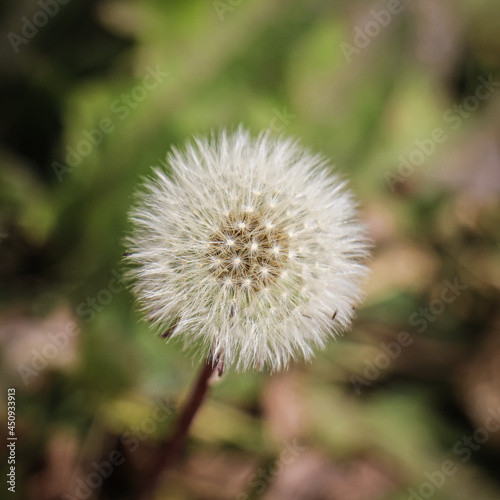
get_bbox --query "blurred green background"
[1,0,500,499]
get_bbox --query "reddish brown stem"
[138,358,216,500]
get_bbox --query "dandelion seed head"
[125,128,370,371]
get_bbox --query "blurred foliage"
[1,0,500,499]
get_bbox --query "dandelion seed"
[125,128,370,371]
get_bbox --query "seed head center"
[207,211,289,291]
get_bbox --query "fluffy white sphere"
[126,129,369,371]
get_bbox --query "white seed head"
[125,128,370,371]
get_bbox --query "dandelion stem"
[139,357,216,499]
